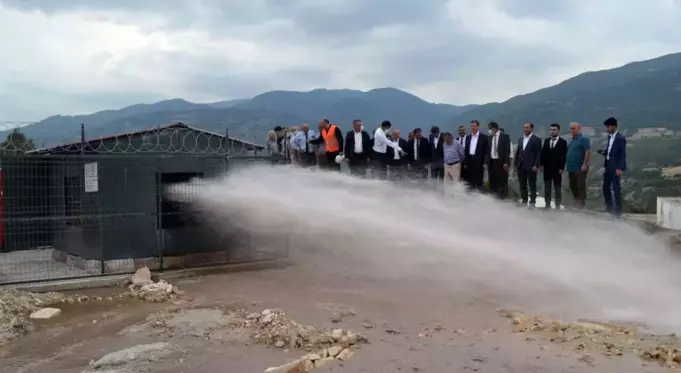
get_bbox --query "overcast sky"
[1,0,680,121]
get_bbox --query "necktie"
[305,132,309,153]
[551,138,555,149]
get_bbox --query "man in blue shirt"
[566,122,591,208]
[442,132,465,191]
[290,123,318,167]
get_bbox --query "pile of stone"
[264,345,356,373]
[125,267,183,302]
[498,309,681,369]
[233,308,367,350]
[0,288,70,346]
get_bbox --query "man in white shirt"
[463,120,489,190]
[371,120,405,180]
[513,122,543,206]
[343,119,371,177]
[388,129,408,180]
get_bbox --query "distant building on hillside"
[630,127,676,140]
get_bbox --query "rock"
[275,340,285,348]
[303,353,321,360]
[336,348,355,361]
[331,329,344,340]
[327,345,343,357]
[264,358,310,373]
[314,357,335,368]
[131,267,153,286]
[29,308,61,320]
[90,342,171,368]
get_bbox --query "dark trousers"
[517,168,538,204]
[408,161,429,182]
[299,152,317,167]
[348,154,368,177]
[464,162,484,191]
[602,167,622,215]
[568,171,587,208]
[369,152,389,180]
[324,151,341,171]
[488,159,508,198]
[543,171,562,208]
[431,165,444,181]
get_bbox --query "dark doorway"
[159,172,203,229]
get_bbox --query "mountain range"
[5,52,681,147]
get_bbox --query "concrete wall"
[656,197,681,230]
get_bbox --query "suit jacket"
[429,133,445,167]
[388,138,409,165]
[603,132,627,171]
[406,137,432,164]
[540,137,568,177]
[489,132,511,166]
[464,133,489,167]
[344,130,372,160]
[514,134,542,171]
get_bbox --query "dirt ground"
[1,262,678,373]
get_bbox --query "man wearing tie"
[343,119,372,177]
[540,123,568,209]
[463,120,489,190]
[487,122,511,198]
[429,126,445,181]
[599,117,627,216]
[406,128,432,181]
[289,123,318,167]
[514,122,542,206]
[388,129,408,180]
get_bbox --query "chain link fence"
[0,123,288,285]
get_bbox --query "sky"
[0,0,680,122]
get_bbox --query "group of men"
[282,116,627,215]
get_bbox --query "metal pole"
[224,128,229,174]
[80,123,85,154]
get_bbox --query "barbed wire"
[0,122,270,157]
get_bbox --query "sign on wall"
[84,162,99,193]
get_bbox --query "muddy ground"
[1,262,679,373]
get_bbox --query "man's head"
[523,122,534,136]
[413,128,423,139]
[319,119,330,129]
[457,125,466,137]
[352,119,363,132]
[470,120,480,135]
[408,132,414,140]
[392,129,401,140]
[488,121,500,134]
[301,123,309,133]
[549,123,560,138]
[569,122,581,137]
[381,120,392,130]
[443,132,453,144]
[430,126,440,136]
[290,125,298,133]
[604,117,618,134]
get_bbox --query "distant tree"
[0,129,35,154]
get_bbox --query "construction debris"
[264,345,359,373]
[498,309,681,369]
[124,267,183,302]
[88,342,172,369]
[29,307,62,320]
[0,288,74,346]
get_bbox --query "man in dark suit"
[456,125,467,181]
[406,128,432,181]
[463,120,489,190]
[514,122,542,206]
[598,117,627,216]
[540,123,568,209]
[429,126,445,181]
[343,119,372,177]
[388,129,409,180]
[487,121,511,198]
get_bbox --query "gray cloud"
[0,0,680,120]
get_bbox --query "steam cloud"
[168,165,681,333]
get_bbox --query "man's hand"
[343,158,349,163]
[532,166,538,172]
[581,165,588,172]
[616,169,623,176]
[483,163,488,169]
[558,169,564,174]
[503,164,509,173]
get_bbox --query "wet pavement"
[1,263,675,373]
